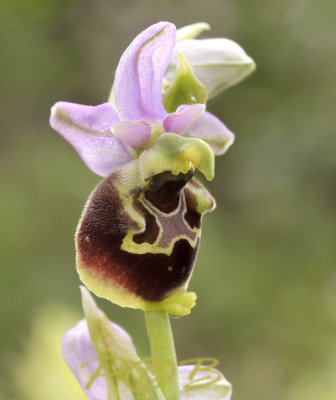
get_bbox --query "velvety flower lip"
[50,21,234,178]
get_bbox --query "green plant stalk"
[145,310,179,400]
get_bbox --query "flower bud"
[166,36,255,99]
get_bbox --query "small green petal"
[163,53,208,113]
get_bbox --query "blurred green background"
[1,0,335,399]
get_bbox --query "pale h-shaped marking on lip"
[143,191,197,249]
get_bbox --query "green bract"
[80,287,165,399]
[62,288,233,400]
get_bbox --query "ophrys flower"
[50,22,235,315]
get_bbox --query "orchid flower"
[62,287,232,400]
[50,22,235,316]
[50,21,256,400]
[50,21,234,179]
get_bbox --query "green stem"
[145,310,180,400]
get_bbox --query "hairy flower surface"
[50,22,237,315]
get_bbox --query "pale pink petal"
[183,111,235,155]
[62,319,107,400]
[113,120,152,148]
[50,102,132,176]
[114,22,176,120]
[163,104,205,134]
[62,319,135,400]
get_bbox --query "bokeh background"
[1,1,335,399]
